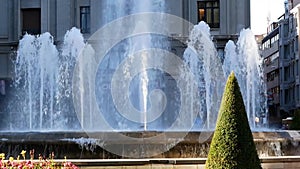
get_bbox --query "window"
[291,42,295,58]
[270,52,279,61]
[197,0,220,28]
[80,6,90,33]
[292,87,295,102]
[296,60,299,76]
[290,17,294,32]
[284,89,288,104]
[283,23,288,37]
[295,38,298,51]
[267,69,279,82]
[22,8,41,35]
[284,45,289,59]
[267,71,277,82]
[297,85,300,101]
[271,37,275,45]
[270,34,279,47]
[284,66,289,81]
[275,34,279,41]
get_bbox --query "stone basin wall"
[0,131,299,159]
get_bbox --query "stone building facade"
[0,0,250,92]
[262,3,300,127]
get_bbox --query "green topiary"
[205,72,261,169]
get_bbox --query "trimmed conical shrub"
[205,72,261,169]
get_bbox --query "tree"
[205,72,261,169]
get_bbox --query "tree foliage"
[205,72,261,169]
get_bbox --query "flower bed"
[0,150,78,169]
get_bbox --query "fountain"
[7,28,84,131]
[4,21,265,132]
[11,32,59,130]
[223,29,266,128]
[1,0,296,160]
[183,21,225,130]
[223,29,266,129]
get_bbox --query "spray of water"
[96,0,168,131]
[14,33,59,130]
[11,28,86,131]
[10,3,265,131]
[184,21,225,130]
[223,28,266,129]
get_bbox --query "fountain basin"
[0,131,300,159]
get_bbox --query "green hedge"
[205,72,261,169]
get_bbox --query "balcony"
[267,93,280,105]
[264,60,279,74]
[267,76,280,89]
[262,41,279,58]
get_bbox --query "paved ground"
[81,163,300,169]
[69,157,300,169]
[262,162,300,169]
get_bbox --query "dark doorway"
[22,8,41,35]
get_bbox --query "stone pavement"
[70,157,300,169]
[80,163,300,169]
